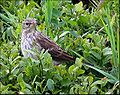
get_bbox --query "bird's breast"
[21,33,40,58]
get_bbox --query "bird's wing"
[35,32,75,62]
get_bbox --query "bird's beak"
[31,20,36,25]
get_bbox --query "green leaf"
[10,56,21,65]
[25,65,32,77]
[68,65,75,74]
[11,65,19,75]
[0,13,11,22]
[102,47,112,55]
[20,81,26,90]
[54,74,63,81]
[69,86,75,94]
[90,86,98,94]
[25,83,32,90]
[53,90,62,94]
[87,76,94,85]
[0,5,17,19]
[61,79,71,86]
[22,88,32,94]
[68,20,77,26]
[69,31,78,38]
[43,51,52,65]
[45,0,53,34]
[52,8,61,17]
[91,80,104,87]
[46,79,54,91]
[76,69,85,75]
[75,58,83,68]
[59,31,70,38]
[39,79,46,92]
[75,1,83,12]
[17,73,23,83]
[32,75,37,86]
[90,51,101,60]
[84,64,118,84]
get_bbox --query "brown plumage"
[21,18,75,63]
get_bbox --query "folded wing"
[35,32,75,62]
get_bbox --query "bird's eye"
[26,23,29,25]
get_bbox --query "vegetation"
[0,0,119,94]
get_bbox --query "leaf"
[68,65,75,74]
[32,75,38,86]
[90,86,98,94]
[91,47,101,51]
[43,68,50,72]
[68,20,77,26]
[43,51,52,65]
[76,69,85,75]
[35,82,40,87]
[69,31,78,38]
[75,1,83,12]
[90,51,101,60]
[0,83,9,92]
[0,5,17,19]
[87,76,94,85]
[10,56,21,65]
[102,47,112,55]
[14,24,22,38]
[25,83,32,90]
[75,58,83,68]
[84,64,118,84]
[91,80,104,87]
[73,67,79,72]
[39,79,45,92]
[46,79,54,91]
[53,90,62,94]
[25,65,33,77]
[17,73,23,83]
[0,13,11,22]
[61,79,71,86]
[45,0,53,32]
[54,74,63,81]
[52,8,61,17]
[20,81,26,90]
[11,64,19,75]
[69,86,74,94]
[59,31,70,38]
[22,88,32,94]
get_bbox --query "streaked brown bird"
[21,18,75,64]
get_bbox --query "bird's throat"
[22,28,35,37]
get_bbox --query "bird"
[21,18,75,64]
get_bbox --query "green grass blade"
[83,64,118,84]
[45,0,53,35]
[117,28,119,65]
[72,50,118,84]
[100,16,117,66]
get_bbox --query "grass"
[0,0,119,94]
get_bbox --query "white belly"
[21,35,34,58]
[21,33,43,59]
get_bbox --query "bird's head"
[22,18,37,33]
